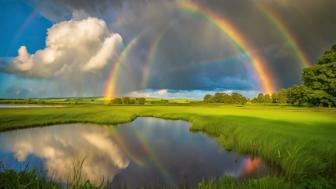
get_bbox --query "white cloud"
[128,89,261,99]
[9,17,123,77]
[0,124,129,184]
[83,34,123,71]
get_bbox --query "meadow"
[0,103,335,188]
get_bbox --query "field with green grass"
[0,104,335,188]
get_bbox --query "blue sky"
[0,0,52,98]
[0,0,51,57]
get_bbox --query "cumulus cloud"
[1,17,125,97]
[8,17,123,77]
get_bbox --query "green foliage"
[135,97,146,105]
[268,43,336,107]
[0,169,60,189]
[318,44,336,65]
[198,176,291,189]
[121,97,131,104]
[111,98,122,104]
[203,92,247,104]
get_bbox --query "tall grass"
[0,104,335,188]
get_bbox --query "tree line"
[253,44,336,107]
[110,97,146,105]
[203,92,248,104]
[204,43,336,107]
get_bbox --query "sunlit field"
[0,103,335,188]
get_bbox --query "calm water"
[0,117,270,188]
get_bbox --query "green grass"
[0,104,336,188]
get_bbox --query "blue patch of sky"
[0,0,52,57]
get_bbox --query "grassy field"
[0,104,335,188]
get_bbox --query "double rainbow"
[103,1,312,99]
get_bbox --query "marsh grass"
[0,104,335,188]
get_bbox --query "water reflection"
[0,125,129,184]
[0,117,270,188]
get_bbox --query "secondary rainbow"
[259,4,311,67]
[103,34,142,100]
[178,1,275,94]
[141,27,168,89]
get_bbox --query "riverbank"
[0,104,335,188]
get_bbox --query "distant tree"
[222,93,233,103]
[271,93,279,103]
[213,93,224,103]
[122,97,130,104]
[278,89,289,103]
[136,98,146,105]
[161,99,169,104]
[203,92,247,104]
[252,93,265,103]
[231,92,247,104]
[204,94,213,102]
[264,94,272,103]
[112,98,122,104]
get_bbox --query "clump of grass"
[67,157,104,189]
[0,168,60,189]
[198,176,291,189]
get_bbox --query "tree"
[275,44,336,107]
[122,97,130,104]
[252,93,265,103]
[213,93,224,103]
[136,98,146,105]
[317,44,336,65]
[203,92,247,104]
[112,98,122,104]
[204,94,213,102]
[231,92,247,104]
[278,89,289,103]
[301,44,336,106]
[286,85,310,106]
[264,94,272,103]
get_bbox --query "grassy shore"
[0,104,336,188]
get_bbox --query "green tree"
[112,98,122,104]
[203,94,213,102]
[317,44,336,65]
[122,97,130,104]
[213,93,224,103]
[278,89,289,103]
[136,98,146,105]
[264,94,272,103]
[287,85,310,106]
[253,93,265,103]
[231,92,247,104]
[301,44,336,106]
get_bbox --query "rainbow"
[103,34,143,100]
[131,127,173,183]
[108,127,145,166]
[178,1,275,94]
[259,4,311,67]
[141,27,168,89]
